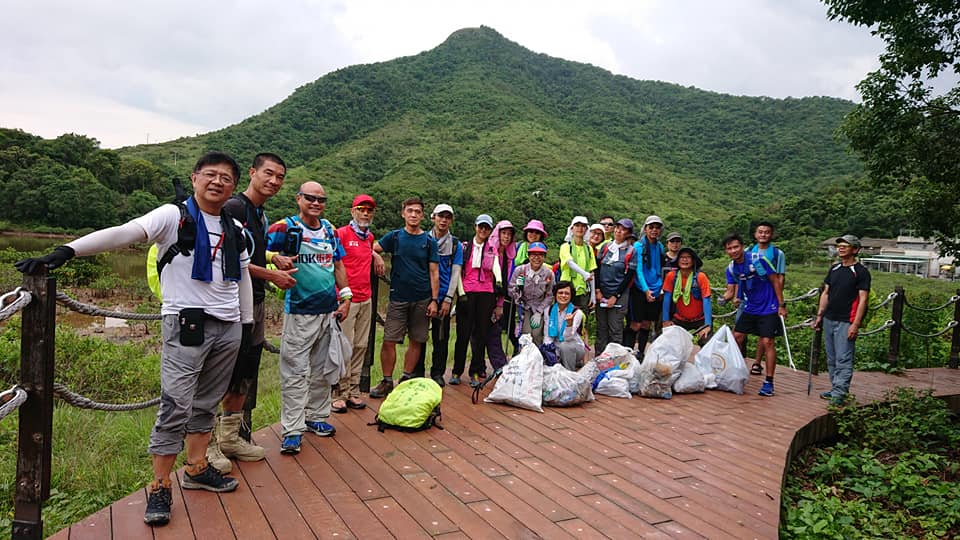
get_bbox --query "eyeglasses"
[647,224,663,229]
[601,222,615,227]
[299,193,327,203]
[197,170,235,184]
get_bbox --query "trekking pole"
[779,315,797,371]
[806,329,816,395]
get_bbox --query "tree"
[823,0,960,255]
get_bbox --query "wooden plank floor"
[50,366,960,539]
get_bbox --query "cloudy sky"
[1,0,888,148]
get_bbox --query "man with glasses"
[16,152,254,526]
[266,182,351,454]
[599,215,617,242]
[369,197,440,398]
[624,215,665,355]
[332,195,385,413]
[413,203,463,386]
[207,153,295,472]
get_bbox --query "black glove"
[14,246,75,275]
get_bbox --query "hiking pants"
[279,312,335,437]
[150,315,240,456]
[336,298,372,401]
[415,313,452,379]
[596,302,628,356]
[453,292,496,377]
[824,318,855,398]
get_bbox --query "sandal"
[331,400,348,414]
[750,363,763,375]
[345,398,366,410]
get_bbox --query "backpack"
[598,243,635,271]
[146,178,251,299]
[370,378,444,432]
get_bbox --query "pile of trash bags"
[484,326,751,412]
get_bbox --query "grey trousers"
[595,302,628,356]
[150,315,240,456]
[280,312,335,437]
[824,318,855,398]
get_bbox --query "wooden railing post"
[360,267,380,393]
[888,285,905,368]
[12,270,56,540]
[949,289,960,369]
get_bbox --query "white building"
[822,234,955,279]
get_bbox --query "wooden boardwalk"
[50,366,960,539]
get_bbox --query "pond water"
[0,234,148,280]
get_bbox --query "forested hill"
[4,27,908,255]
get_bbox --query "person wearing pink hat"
[486,220,519,369]
[508,241,553,345]
[514,219,548,266]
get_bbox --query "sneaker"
[469,374,481,388]
[369,379,394,399]
[830,394,847,407]
[182,463,238,493]
[448,375,461,386]
[758,381,775,397]
[143,480,172,526]
[281,434,302,455]
[432,375,446,388]
[305,421,336,437]
[819,391,833,400]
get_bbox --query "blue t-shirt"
[379,229,439,302]
[726,257,779,316]
[431,231,463,300]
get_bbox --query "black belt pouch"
[179,308,206,346]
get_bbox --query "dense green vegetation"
[782,388,960,539]
[2,27,919,258]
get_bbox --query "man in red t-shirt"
[333,194,384,412]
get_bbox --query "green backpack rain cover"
[372,378,443,432]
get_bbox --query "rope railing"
[0,287,32,323]
[900,320,959,339]
[785,288,820,302]
[53,383,159,411]
[858,319,897,337]
[785,317,814,331]
[0,385,28,421]
[870,291,898,310]
[903,294,960,313]
[55,292,162,320]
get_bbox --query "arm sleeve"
[67,220,148,256]
[565,258,591,281]
[703,295,713,326]
[444,264,461,300]
[239,266,253,324]
[661,292,672,321]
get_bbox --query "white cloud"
[0,0,893,148]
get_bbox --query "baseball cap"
[475,214,494,227]
[643,215,663,227]
[616,218,635,232]
[352,194,376,208]
[835,234,862,248]
[527,242,547,254]
[432,203,454,217]
[666,232,682,242]
[588,223,605,234]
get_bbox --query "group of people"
[13,150,871,528]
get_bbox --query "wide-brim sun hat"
[523,219,548,239]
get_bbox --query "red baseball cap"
[352,194,376,208]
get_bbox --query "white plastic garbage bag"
[637,326,692,398]
[593,342,635,371]
[672,360,706,394]
[695,325,748,394]
[594,369,632,399]
[542,362,595,407]
[485,334,544,412]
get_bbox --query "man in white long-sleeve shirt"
[15,152,253,528]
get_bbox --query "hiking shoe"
[182,463,238,493]
[206,428,232,473]
[218,414,265,462]
[469,374,481,388]
[830,394,847,407]
[819,391,833,400]
[369,379,394,399]
[448,375,461,385]
[758,381,775,397]
[281,435,302,455]
[432,375,446,388]
[398,373,412,383]
[305,421,336,437]
[144,479,172,526]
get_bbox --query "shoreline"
[1,230,75,239]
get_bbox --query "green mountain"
[5,27,908,255]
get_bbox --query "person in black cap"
[661,247,712,344]
[813,235,871,405]
[663,232,683,276]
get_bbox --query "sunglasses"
[601,222,615,227]
[299,193,327,203]
[353,205,375,212]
